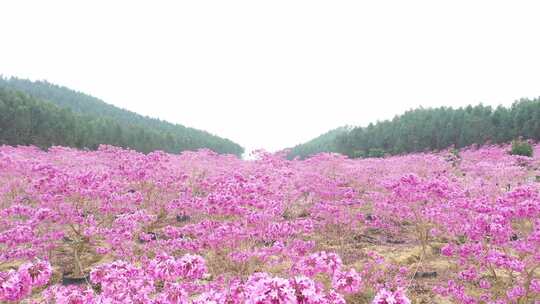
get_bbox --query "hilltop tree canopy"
[288,100,540,159]
[0,77,244,155]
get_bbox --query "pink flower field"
[1,144,539,303]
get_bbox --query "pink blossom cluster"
[372,288,411,304]
[147,253,208,281]
[0,260,52,302]
[42,260,351,303]
[293,251,343,277]
[291,251,362,295]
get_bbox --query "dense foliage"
[511,140,534,157]
[1,143,539,303]
[289,101,540,159]
[0,77,244,156]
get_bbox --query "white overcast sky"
[1,1,540,153]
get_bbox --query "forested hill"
[0,77,244,155]
[288,100,540,159]
[286,127,349,159]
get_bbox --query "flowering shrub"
[0,143,539,303]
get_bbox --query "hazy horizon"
[2,1,540,153]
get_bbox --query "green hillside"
[0,77,243,155]
[289,101,540,159]
[286,127,349,159]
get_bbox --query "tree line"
[288,100,540,159]
[0,77,244,155]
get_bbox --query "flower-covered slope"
[0,144,539,303]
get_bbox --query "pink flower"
[44,285,96,304]
[0,260,51,302]
[245,274,297,304]
[19,259,52,287]
[458,266,478,282]
[0,269,32,302]
[289,276,327,303]
[192,290,226,304]
[155,282,189,304]
[479,279,491,289]
[149,253,182,281]
[293,251,343,277]
[332,268,362,294]
[440,244,455,257]
[372,288,411,304]
[325,290,346,304]
[530,279,540,294]
[506,285,525,301]
[177,254,207,280]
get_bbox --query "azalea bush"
[0,143,539,303]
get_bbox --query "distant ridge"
[0,77,244,155]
